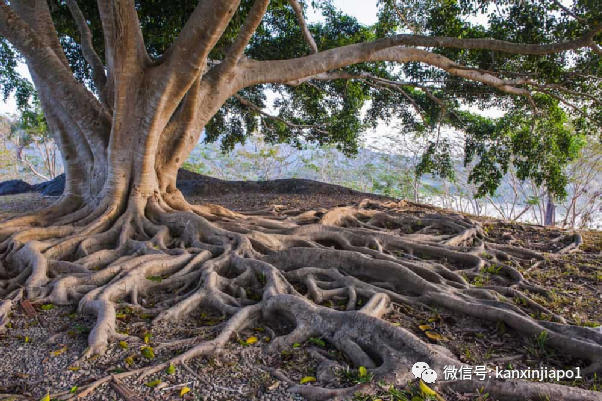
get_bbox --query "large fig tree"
[0,0,601,399]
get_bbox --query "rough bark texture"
[0,1,601,400]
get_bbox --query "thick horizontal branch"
[244,47,531,96]
[239,23,601,88]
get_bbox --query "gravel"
[0,305,309,400]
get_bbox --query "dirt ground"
[0,191,600,401]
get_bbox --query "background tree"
[10,96,61,180]
[0,114,18,180]
[0,1,601,399]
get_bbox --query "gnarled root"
[1,196,600,400]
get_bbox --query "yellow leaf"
[420,379,438,396]
[245,336,258,345]
[300,376,316,384]
[39,394,50,401]
[425,331,446,341]
[358,366,367,377]
[419,324,432,331]
[119,341,128,349]
[24,336,30,344]
[124,356,134,365]
[51,347,67,356]
[143,332,151,344]
[180,386,191,396]
[67,366,80,371]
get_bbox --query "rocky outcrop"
[1,170,363,198]
[0,179,33,196]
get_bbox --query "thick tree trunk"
[1,2,601,400]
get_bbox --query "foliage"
[180,131,601,228]
[1,99,60,180]
[0,0,600,198]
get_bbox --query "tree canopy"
[2,4,602,399]
[1,0,600,198]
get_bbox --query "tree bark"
[0,2,601,400]
[544,192,557,226]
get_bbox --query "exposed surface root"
[0,196,600,400]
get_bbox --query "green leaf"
[141,346,155,359]
[309,337,325,347]
[69,385,79,394]
[40,304,54,311]
[145,379,162,387]
[166,363,176,375]
[358,366,367,377]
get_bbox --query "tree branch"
[220,0,270,75]
[234,94,330,134]
[392,2,420,34]
[66,0,108,108]
[0,0,111,146]
[240,23,601,88]
[550,0,587,22]
[16,146,49,181]
[243,47,532,97]
[159,0,241,101]
[288,0,318,53]
[95,0,149,80]
[11,0,71,70]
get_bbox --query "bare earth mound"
[0,177,600,401]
